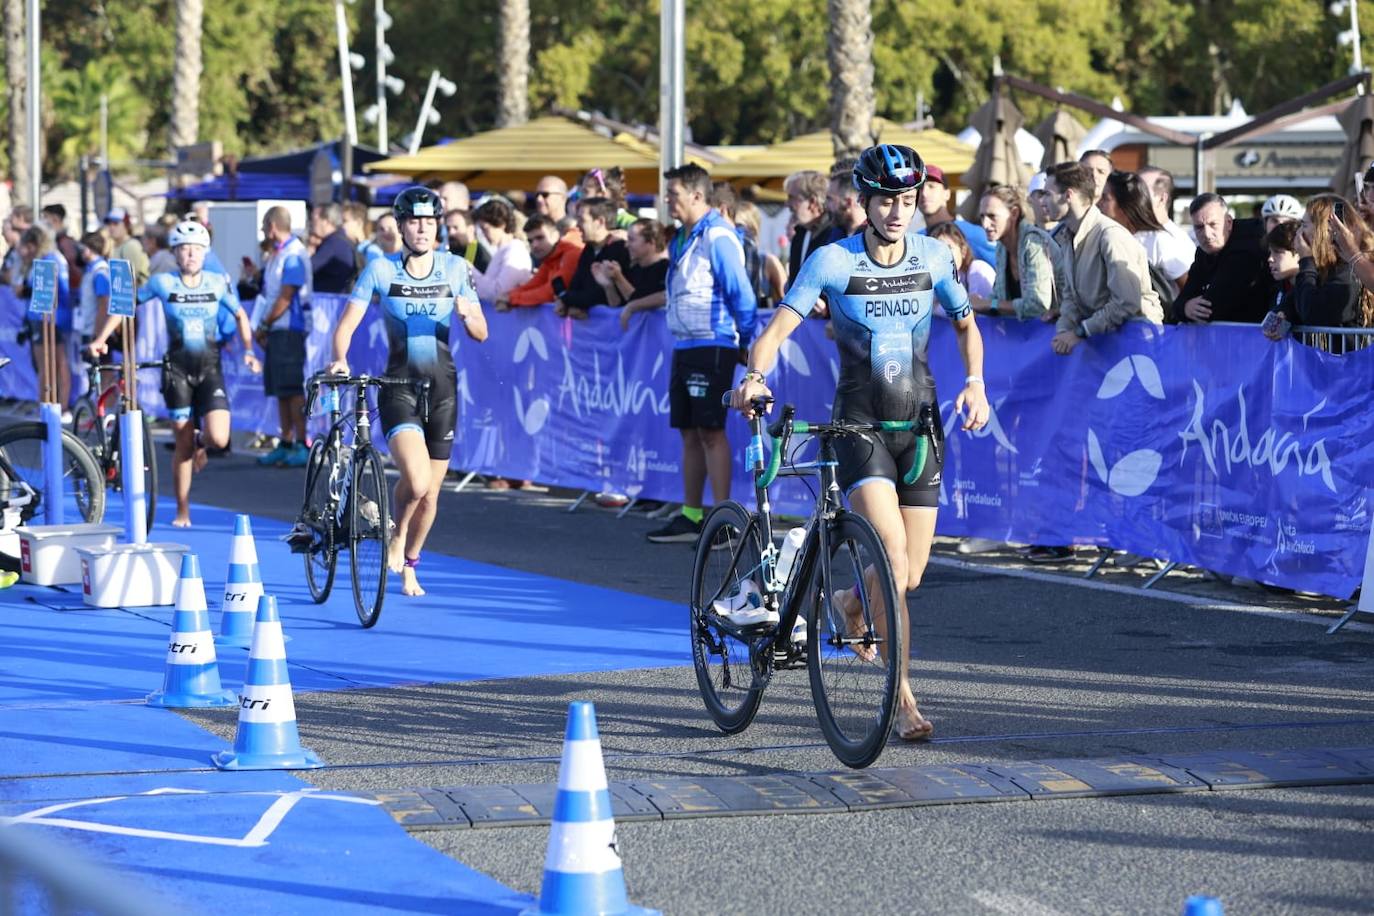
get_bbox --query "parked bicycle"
[291,372,429,628]
[0,358,105,526]
[70,356,164,532]
[689,395,939,769]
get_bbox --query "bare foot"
[400,567,425,596]
[832,586,878,662]
[895,695,934,741]
[386,535,406,573]
[172,514,192,528]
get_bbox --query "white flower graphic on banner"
[1088,355,1165,497]
[779,338,812,377]
[512,326,551,435]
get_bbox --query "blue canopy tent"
[168,141,409,204]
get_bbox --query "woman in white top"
[927,221,996,299]
[471,198,532,303]
[1099,170,1192,302]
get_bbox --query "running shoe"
[1025,545,1074,564]
[282,522,316,554]
[257,443,291,467]
[646,514,703,544]
[283,442,310,468]
[711,579,778,626]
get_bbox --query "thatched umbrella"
[958,93,1033,219]
[1332,94,1374,201]
[1033,108,1089,172]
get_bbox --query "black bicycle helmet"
[853,144,926,195]
[393,185,444,222]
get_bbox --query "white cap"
[1027,172,1048,194]
[1261,194,1303,221]
[169,220,211,249]
[104,206,128,223]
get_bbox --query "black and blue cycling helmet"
[393,185,444,222]
[853,144,926,195]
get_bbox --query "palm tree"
[49,60,148,179]
[170,0,203,149]
[826,0,874,160]
[496,0,529,128]
[3,0,28,203]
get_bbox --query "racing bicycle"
[0,358,105,526]
[70,356,164,532]
[689,395,940,768]
[294,372,429,628]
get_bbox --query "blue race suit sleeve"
[779,244,840,319]
[347,259,382,310]
[932,244,972,320]
[135,275,164,305]
[710,231,757,344]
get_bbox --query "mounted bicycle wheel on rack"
[807,510,901,769]
[69,399,107,469]
[301,433,340,603]
[0,422,105,524]
[689,500,766,734]
[349,445,390,628]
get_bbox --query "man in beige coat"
[1044,161,1163,355]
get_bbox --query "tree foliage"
[6,0,1370,181]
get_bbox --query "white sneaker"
[711,579,778,626]
[957,537,1001,555]
[790,615,807,644]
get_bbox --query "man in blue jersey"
[732,145,990,742]
[253,206,313,468]
[91,220,260,527]
[646,163,757,544]
[327,186,489,598]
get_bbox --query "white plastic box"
[17,524,123,586]
[77,542,189,608]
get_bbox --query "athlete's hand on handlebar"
[87,339,108,358]
[326,359,349,376]
[731,376,772,419]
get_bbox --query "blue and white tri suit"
[780,231,971,506]
[137,271,244,421]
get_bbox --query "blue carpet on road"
[0,498,684,913]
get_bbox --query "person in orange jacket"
[497,215,584,310]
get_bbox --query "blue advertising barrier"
[4,282,1371,598]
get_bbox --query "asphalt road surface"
[111,426,1374,913]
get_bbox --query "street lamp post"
[334,0,359,146]
[26,0,40,215]
[658,0,685,218]
[407,70,456,155]
[373,0,404,150]
[1333,0,1365,93]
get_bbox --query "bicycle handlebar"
[305,372,431,423]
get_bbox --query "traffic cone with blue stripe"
[212,594,323,770]
[522,702,658,916]
[218,514,264,648]
[147,553,236,708]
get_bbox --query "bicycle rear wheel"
[349,445,390,628]
[109,413,158,533]
[808,510,901,769]
[300,435,339,604]
[0,422,105,524]
[70,399,107,473]
[689,500,766,734]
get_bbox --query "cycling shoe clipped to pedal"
[712,579,778,627]
[282,522,317,555]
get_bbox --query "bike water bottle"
[745,433,765,473]
[320,385,340,416]
[775,526,807,588]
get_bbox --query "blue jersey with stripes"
[347,251,476,380]
[138,270,242,367]
[780,231,970,420]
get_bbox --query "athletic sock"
[681,505,704,524]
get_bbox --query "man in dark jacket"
[1172,193,1276,324]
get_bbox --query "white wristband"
[965,375,985,385]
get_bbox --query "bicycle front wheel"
[689,500,765,734]
[0,422,105,524]
[349,446,390,628]
[70,398,107,470]
[301,435,339,603]
[109,413,158,533]
[807,510,902,769]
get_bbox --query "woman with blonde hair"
[970,184,1058,319]
[1267,193,1374,335]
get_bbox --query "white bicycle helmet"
[1260,194,1303,221]
[169,219,211,249]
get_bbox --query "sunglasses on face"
[534,191,563,199]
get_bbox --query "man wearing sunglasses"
[533,176,571,227]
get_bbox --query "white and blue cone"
[218,514,264,648]
[212,594,323,770]
[523,702,658,916]
[147,553,236,708]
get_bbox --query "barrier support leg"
[616,497,638,519]
[566,491,590,514]
[1141,561,1179,590]
[120,408,148,544]
[40,402,64,526]
[1327,605,1365,635]
[1083,547,1111,580]
[451,471,479,493]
